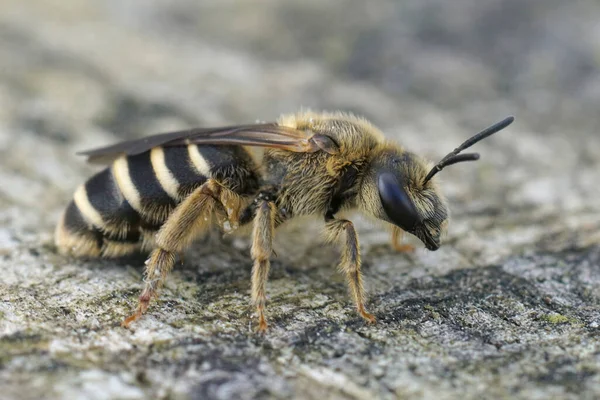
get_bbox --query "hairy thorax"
[264,111,386,219]
[263,150,336,217]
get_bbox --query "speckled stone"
[1,1,600,399]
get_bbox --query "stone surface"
[1,1,600,399]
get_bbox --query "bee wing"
[77,123,335,164]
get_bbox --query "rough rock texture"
[1,1,600,399]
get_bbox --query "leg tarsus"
[257,304,269,333]
[325,219,375,325]
[122,248,176,327]
[393,243,415,253]
[358,304,376,324]
[391,227,415,253]
[121,289,151,328]
[121,308,142,328]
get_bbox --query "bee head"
[361,116,514,251]
[361,150,448,250]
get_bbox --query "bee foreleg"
[251,200,276,333]
[391,226,415,253]
[122,179,225,328]
[324,219,376,324]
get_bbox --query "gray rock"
[1,1,599,399]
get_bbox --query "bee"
[55,111,514,331]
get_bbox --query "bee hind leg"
[324,219,376,324]
[122,248,176,327]
[122,179,230,328]
[391,226,415,253]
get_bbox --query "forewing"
[77,123,326,164]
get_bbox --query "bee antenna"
[423,116,514,184]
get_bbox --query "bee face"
[363,149,449,250]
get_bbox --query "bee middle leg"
[122,179,234,328]
[391,226,415,253]
[250,200,277,332]
[324,219,376,324]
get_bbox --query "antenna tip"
[490,116,515,133]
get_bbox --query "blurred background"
[0,0,599,265]
[1,0,600,223]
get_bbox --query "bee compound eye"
[377,172,420,232]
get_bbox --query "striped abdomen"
[55,145,259,258]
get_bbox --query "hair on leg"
[122,179,233,327]
[251,200,276,332]
[324,219,376,324]
[122,248,177,327]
